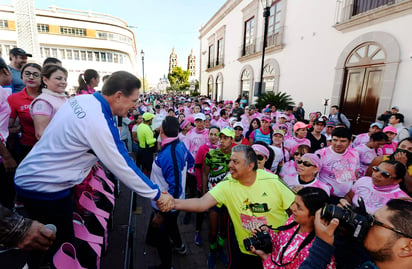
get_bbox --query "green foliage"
[168,66,190,91]
[138,76,149,92]
[255,92,295,110]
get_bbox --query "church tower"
[168,48,177,73]
[187,49,196,77]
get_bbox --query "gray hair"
[232,145,258,171]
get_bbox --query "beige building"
[0,3,139,93]
[199,0,412,133]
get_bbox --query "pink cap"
[293,122,311,133]
[186,116,195,124]
[180,119,191,129]
[301,153,322,169]
[383,126,397,134]
[261,116,271,122]
[252,144,270,158]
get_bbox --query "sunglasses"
[297,160,315,167]
[256,155,265,161]
[294,152,303,156]
[372,166,394,179]
[234,127,243,131]
[372,216,412,239]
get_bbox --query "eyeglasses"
[294,152,303,157]
[234,127,243,131]
[372,216,412,239]
[256,155,265,161]
[372,166,394,179]
[23,71,40,78]
[297,160,315,167]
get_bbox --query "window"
[241,68,252,99]
[40,47,44,58]
[352,0,394,16]
[114,54,119,63]
[59,49,66,59]
[0,20,8,29]
[81,51,86,61]
[87,51,93,61]
[52,48,58,58]
[67,50,73,60]
[74,50,80,60]
[94,51,100,62]
[268,1,282,37]
[208,44,215,68]
[107,52,113,62]
[216,39,223,66]
[60,26,86,37]
[243,17,255,56]
[97,31,108,39]
[263,64,275,92]
[101,52,106,62]
[37,24,49,33]
[44,48,51,57]
[119,54,123,64]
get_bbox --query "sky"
[0,0,226,85]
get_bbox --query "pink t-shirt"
[377,141,398,156]
[31,93,67,119]
[0,87,10,144]
[351,176,409,214]
[352,133,369,148]
[194,143,218,190]
[354,144,377,177]
[279,160,297,184]
[263,216,335,269]
[184,128,209,174]
[316,146,360,197]
[284,175,331,196]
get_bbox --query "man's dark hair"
[232,145,258,171]
[370,132,388,142]
[386,199,412,239]
[102,71,141,97]
[392,113,404,123]
[43,57,62,66]
[331,126,352,141]
[162,116,179,137]
[331,105,339,110]
[220,109,227,117]
[102,74,110,82]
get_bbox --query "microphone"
[44,224,57,234]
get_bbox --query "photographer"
[299,198,412,269]
[249,187,335,269]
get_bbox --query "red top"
[7,88,37,146]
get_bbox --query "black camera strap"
[270,224,315,267]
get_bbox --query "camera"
[321,198,373,242]
[243,230,273,254]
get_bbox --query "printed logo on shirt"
[262,192,268,197]
[19,104,30,111]
[242,198,270,215]
[68,98,86,119]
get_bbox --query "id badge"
[240,213,267,231]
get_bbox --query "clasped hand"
[156,191,174,212]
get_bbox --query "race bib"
[240,213,267,231]
[335,170,356,183]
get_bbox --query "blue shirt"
[9,66,25,93]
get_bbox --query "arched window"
[346,42,386,67]
[241,69,251,99]
[263,63,275,93]
[207,76,214,98]
[215,73,223,101]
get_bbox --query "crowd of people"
[1,47,412,269]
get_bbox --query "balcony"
[334,0,412,31]
[238,30,284,61]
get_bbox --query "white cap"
[233,122,244,129]
[194,113,206,121]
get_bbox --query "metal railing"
[239,30,283,58]
[334,0,407,24]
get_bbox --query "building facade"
[0,4,138,94]
[199,0,412,133]
[168,48,178,74]
[187,49,196,77]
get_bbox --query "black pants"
[228,221,263,269]
[150,210,183,269]
[22,194,74,268]
[0,163,15,209]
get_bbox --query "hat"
[9,48,32,57]
[278,113,288,119]
[233,122,244,130]
[301,153,322,169]
[293,122,311,133]
[273,129,285,136]
[186,116,195,124]
[194,113,206,121]
[229,117,237,125]
[142,112,155,121]
[180,119,191,130]
[219,127,235,138]
[383,126,397,134]
[391,106,399,111]
[326,121,336,127]
[314,118,326,125]
[261,116,271,122]
[264,108,271,113]
[370,122,383,129]
[213,112,220,117]
[252,144,270,158]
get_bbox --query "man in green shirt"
[137,112,156,175]
[162,145,295,269]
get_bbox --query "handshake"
[156,191,175,212]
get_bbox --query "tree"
[256,91,295,110]
[168,66,190,92]
[139,76,149,92]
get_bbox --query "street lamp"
[258,0,272,96]
[140,49,145,92]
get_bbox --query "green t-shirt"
[205,148,231,190]
[137,123,156,148]
[209,169,295,255]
